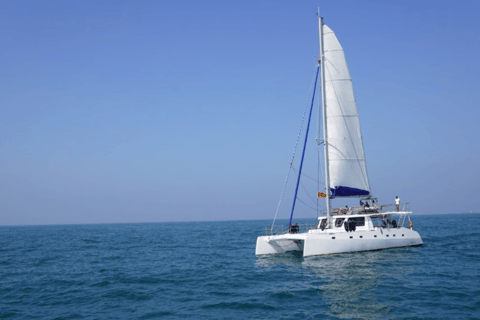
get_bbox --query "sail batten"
[323,24,370,197]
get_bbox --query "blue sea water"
[1,214,479,320]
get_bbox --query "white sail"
[323,24,370,197]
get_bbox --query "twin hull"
[256,227,423,257]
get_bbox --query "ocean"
[1,213,479,319]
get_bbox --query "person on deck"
[395,196,400,212]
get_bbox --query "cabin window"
[349,217,365,227]
[335,218,345,227]
[350,236,353,239]
[319,219,327,229]
[374,235,377,237]
[360,236,363,238]
[332,237,335,239]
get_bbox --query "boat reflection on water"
[255,248,421,318]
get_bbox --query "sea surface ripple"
[1,214,479,319]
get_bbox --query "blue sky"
[1,0,479,225]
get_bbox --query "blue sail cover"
[330,186,370,197]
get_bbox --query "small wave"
[202,301,276,311]
[270,291,296,299]
[89,280,110,288]
[139,311,175,319]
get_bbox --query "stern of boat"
[255,235,305,255]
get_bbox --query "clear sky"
[1,0,479,225]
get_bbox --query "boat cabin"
[314,211,407,234]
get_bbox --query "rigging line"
[271,65,322,230]
[297,197,323,212]
[298,174,319,205]
[317,145,325,217]
[317,144,321,215]
[316,71,324,216]
[317,146,326,184]
[324,57,370,191]
[289,65,320,226]
[300,180,318,205]
[291,166,324,184]
[290,166,322,206]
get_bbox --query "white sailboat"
[256,14,423,257]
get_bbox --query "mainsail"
[323,24,370,197]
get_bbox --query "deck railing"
[370,213,410,228]
[320,202,411,216]
[264,223,317,236]
[380,203,411,212]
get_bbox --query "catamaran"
[255,14,423,257]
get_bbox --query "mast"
[318,12,332,228]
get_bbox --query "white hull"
[256,227,423,257]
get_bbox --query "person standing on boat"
[395,196,400,212]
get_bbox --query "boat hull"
[256,227,422,257]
